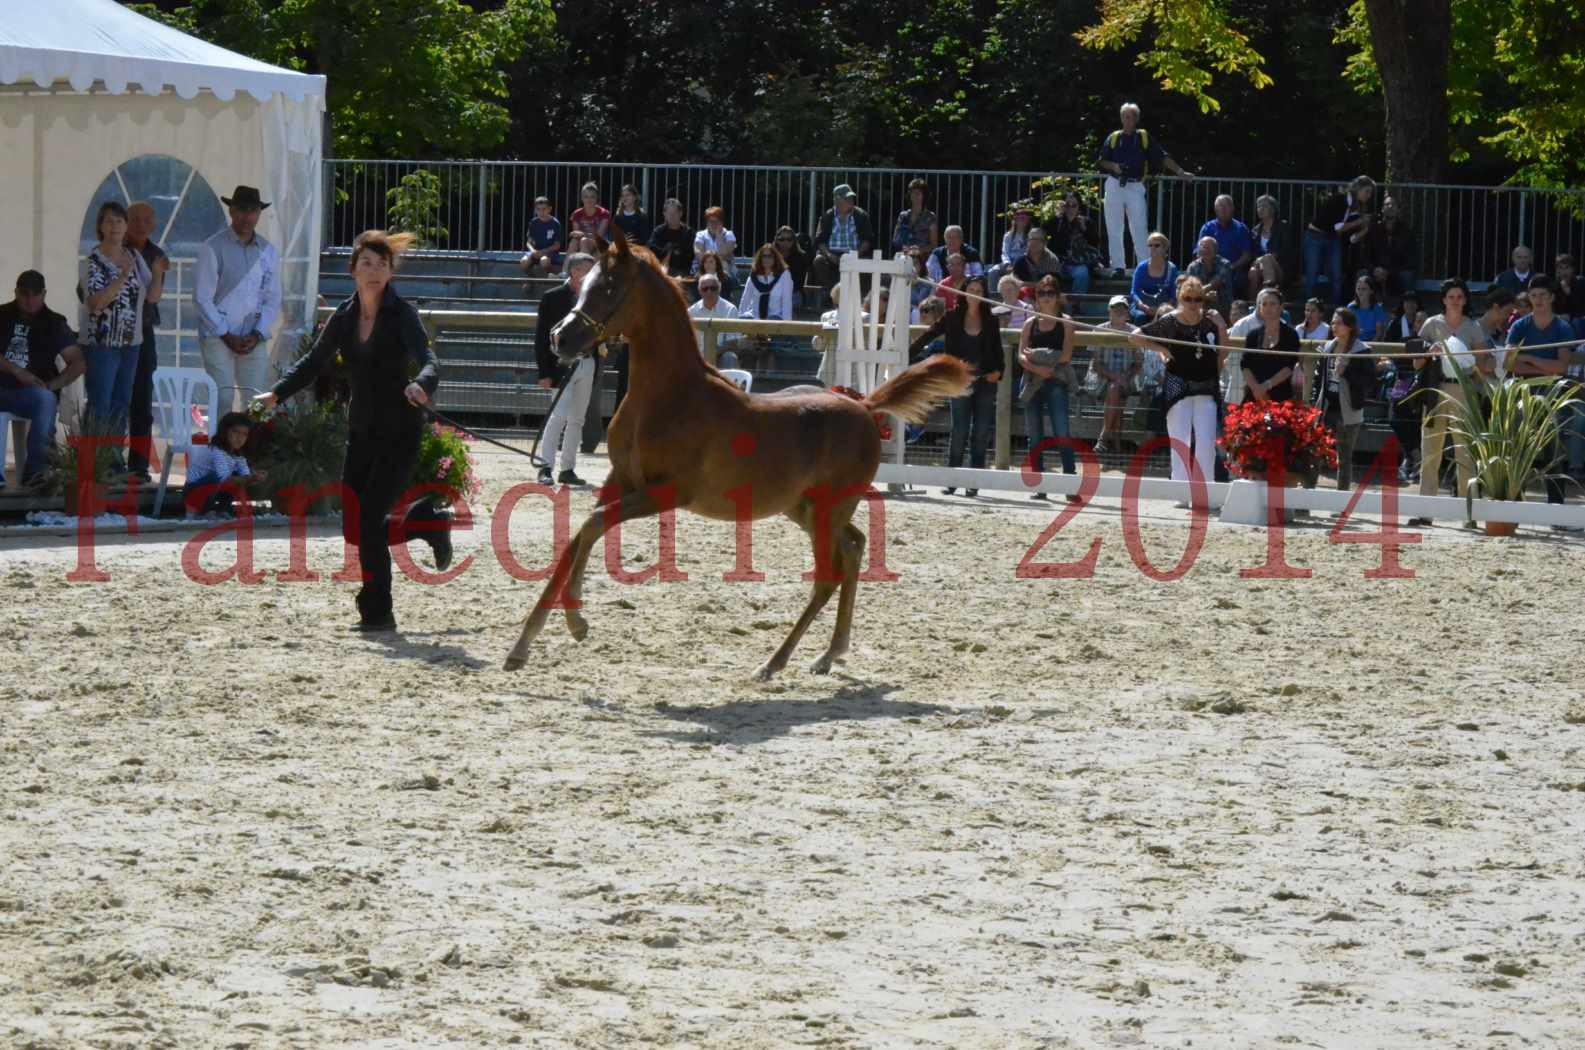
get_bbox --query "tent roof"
[0,0,324,103]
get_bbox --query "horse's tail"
[863,354,975,424]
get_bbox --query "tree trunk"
[1363,0,1452,182]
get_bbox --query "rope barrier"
[906,271,1585,363]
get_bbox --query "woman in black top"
[1241,288,1299,403]
[1018,275,1078,491]
[255,229,449,632]
[612,184,652,245]
[1130,275,1227,485]
[908,274,1002,495]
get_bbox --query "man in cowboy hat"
[195,185,282,411]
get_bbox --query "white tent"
[0,0,325,376]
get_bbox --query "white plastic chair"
[719,368,753,393]
[0,412,15,483]
[152,368,220,517]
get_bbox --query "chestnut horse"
[503,231,971,679]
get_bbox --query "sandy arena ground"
[2,442,1584,1049]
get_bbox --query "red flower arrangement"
[830,386,894,441]
[1219,400,1338,479]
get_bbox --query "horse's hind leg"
[504,488,657,670]
[754,500,848,682]
[810,522,864,675]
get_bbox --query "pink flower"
[438,456,454,473]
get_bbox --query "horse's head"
[549,229,643,365]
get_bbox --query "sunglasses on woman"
[1180,295,1205,304]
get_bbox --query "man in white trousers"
[194,186,282,411]
[1096,104,1191,278]
[535,252,596,487]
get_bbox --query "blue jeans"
[948,380,995,470]
[1565,401,1585,476]
[1302,230,1343,304]
[0,384,58,480]
[1066,264,1091,296]
[1024,381,1075,474]
[84,344,140,430]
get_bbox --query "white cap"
[1108,295,1130,309]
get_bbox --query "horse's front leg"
[503,488,658,670]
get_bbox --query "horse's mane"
[623,243,692,316]
[613,239,714,375]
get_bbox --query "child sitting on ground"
[183,412,261,517]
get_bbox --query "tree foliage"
[1338,0,1585,185]
[1075,0,1273,114]
[122,0,1567,185]
[127,0,553,157]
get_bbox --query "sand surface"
[2,443,1584,1049]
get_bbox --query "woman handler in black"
[253,229,451,631]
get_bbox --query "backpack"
[1106,129,1152,177]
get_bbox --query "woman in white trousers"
[1130,275,1228,484]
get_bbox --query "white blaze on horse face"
[550,262,603,350]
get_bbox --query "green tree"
[124,0,553,157]
[1339,0,1585,187]
[1074,0,1273,114]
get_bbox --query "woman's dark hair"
[620,183,639,199]
[1332,306,1359,336]
[908,177,929,196]
[96,200,129,240]
[1484,286,1516,310]
[1439,277,1468,302]
[958,274,990,313]
[1352,272,1379,301]
[348,229,416,274]
[215,411,254,450]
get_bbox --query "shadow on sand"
[640,679,948,745]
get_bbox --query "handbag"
[1084,362,1106,397]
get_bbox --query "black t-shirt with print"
[0,302,75,390]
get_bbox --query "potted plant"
[46,411,124,517]
[413,420,482,509]
[1219,399,1338,487]
[1440,355,1582,536]
[250,400,348,517]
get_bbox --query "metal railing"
[324,158,1585,294]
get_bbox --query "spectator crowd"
[3,118,1582,530]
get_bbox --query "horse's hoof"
[567,613,589,642]
[753,662,779,682]
[810,654,834,675]
[503,651,527,672]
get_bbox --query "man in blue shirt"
[1097,102,1191,277]
[1198,195,1253,299]
[1507,274,1581,520]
